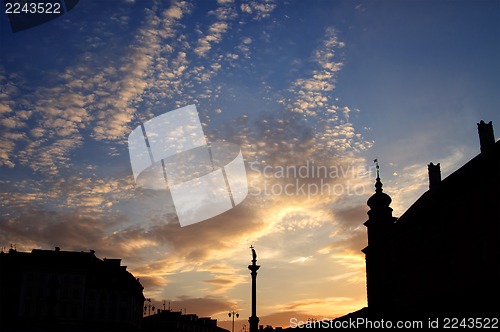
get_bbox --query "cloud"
[203,277,241,294]
[135,202,268,265]
[0,209,112,253]
[180,31,377,310]
[136,275,169,291]
[1,173,136,216]
[383,148,467,216]
[240,1,277,20]
[289,256,313,263]
[0,69,28,168]
[194,13,231,57]
[240,3,252,14]
[175,296,237,316]
[91,9,166,141]
[281,28,345,118]
[0,1,385,324]
[0,2,198,176]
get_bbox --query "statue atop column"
[248,245,260,332]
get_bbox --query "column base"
[249,316,260,332]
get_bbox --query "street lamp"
[143,298,155,316]
[228,311,239,332]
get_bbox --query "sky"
[1,0,499,329]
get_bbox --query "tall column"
[248,246,260,332]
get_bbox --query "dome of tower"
[367,177,392,208]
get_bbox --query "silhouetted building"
[362,120,499,318]
[0,247,145,331]
[142,309,229,332]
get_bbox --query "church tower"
[362,161,397,314]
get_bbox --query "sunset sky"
[1,0,499,329]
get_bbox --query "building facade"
[0,247,145,330]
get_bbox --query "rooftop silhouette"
[0,247,144,331]
[361,120,499,318]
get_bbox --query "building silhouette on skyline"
[362,120,499,318]
[0,247,231,332]
[0,247,145,331]
[142,309,229,332]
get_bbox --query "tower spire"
[363,159,396,311]
[367,159,391,209]
[374,159,383,193]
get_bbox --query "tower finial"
[373,159,383,193]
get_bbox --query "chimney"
[477,120,495,154]
[428,162,441,191]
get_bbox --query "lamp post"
[228,311,239,332]
[143,298,155,316]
